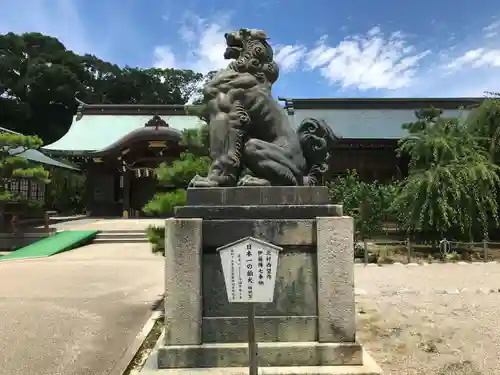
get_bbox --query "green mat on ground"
[0,230,99,261]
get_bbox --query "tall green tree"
[0,32,85,143]
[393,108,500,241]
[0,32,205,143]
[92,67,203,105]
[465,94,500,162]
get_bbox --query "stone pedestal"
[158,186,382,374]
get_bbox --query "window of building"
[10,180,19,193]
[19,179,29,198]
[30,182,45,201]
[7,179,46,201]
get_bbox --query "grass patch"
[436,361,482,375]
[122,314,164,375]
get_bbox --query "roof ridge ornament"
[75,96,88,121]
[145,114,168,130]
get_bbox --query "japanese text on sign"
[218,237,282,303]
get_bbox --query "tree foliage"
[393,107,500,240]
[45,168,85,214]
[327,170,398,240]
[0,132,49,211]
[143,189,188,217]
[154,152,211,189]
[143,126,210,217]
[328,103,500,244]
[465,94,500,162]
[0,32,204,143]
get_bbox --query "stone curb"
[355,261,499,267]
[355,287,500,296]
[108,308,163,375]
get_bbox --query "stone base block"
[186,186,331,206]
[175,204,343,220]
[157,341,363,369]
[202,316,317,343]
[143,349,382,374]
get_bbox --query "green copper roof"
[0,127,78,170]
[43,114,205,154]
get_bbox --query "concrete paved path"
[0,242,164,375]
[51,218,166,231]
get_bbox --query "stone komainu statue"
[189,28,337,187]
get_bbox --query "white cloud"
[153,46,177,69]
[483,20,500,38]
[444,48,500,71]
[154,13,230,74]
[154,22,432,92]
[304,27,431,90]
[274,44,307,72]
[154,13,307,75]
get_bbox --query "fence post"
[363,239,368,266]
[44,211,49,233]
[483,239,488,262]
[406,236,411,263]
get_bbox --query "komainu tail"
[297,118,338,186]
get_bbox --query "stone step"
[92,238,148,244]
[92,230,148,244]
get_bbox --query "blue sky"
[1,0,500,99]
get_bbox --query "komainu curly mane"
[202,29,279,101]
[189,28,337,188]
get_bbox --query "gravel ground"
[355,263,500,375]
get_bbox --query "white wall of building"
[290,108,471,139]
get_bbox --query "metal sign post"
[218,237,282,375]
[247,303,258,375]
[439,238,451,258]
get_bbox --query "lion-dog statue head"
[223,28,280,86]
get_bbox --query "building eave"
[76,101,199,117]
[0,127,80,170]
[89,126,182,157]
[278,97,486,110]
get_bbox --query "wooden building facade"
[280,97,484,182]
[42,103,205,217]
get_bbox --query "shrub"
[146,225,164,254]
[143,189,187,217]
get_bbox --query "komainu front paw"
[188,174,221,188]
[237,174,271,186]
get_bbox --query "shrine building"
[279,97,483,182]
[42,103,204,217]
[42,97,484,217]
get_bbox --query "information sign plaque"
[218,236,281,303]
[217,236,282,375]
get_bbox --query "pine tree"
[0,132,50,228]
[143,125,210,217]
[143,125,210,253]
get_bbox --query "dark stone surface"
[202,251,317,317]
[202,219,316,247]
[186,186,330,206]
[157,341,363,368]
[202,316,317,343]
[175,204,342,220]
